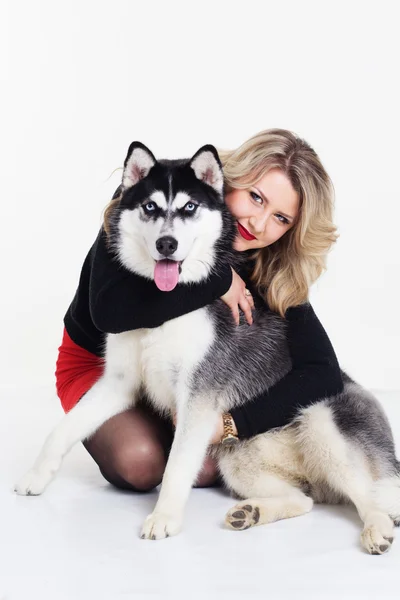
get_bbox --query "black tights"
[82,399,221,492]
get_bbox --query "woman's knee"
[103,445,219,491]
[108,441,166,492]
[82,404,172,493]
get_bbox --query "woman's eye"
[250,191,263,204]
[143,202,156,213]
[183,202,197,213]
[276,214,289,225]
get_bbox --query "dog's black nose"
[156,236,178,257]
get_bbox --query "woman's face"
[225,168,300,251]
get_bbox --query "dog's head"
[107,142,236,291]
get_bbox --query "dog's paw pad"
[385,536,394,544]
[231,510,246,519]
[225,502,260,530]
[390,515,400,527]
[361,523,395,555]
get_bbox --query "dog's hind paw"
[361,514,395,555]
[390,514,400,527]
[140,512,183,540]
[225,502,260,531]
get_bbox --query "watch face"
[222,435,238,446]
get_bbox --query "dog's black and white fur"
[15,143,400,553]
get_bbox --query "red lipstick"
[237,222,257,241]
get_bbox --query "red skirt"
[55,328,105,413]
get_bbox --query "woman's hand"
[171,413,238,444]
[221,268,255,325]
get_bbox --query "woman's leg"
[83,401,171,492]
[82,398,221,491]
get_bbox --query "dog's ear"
[189,145,224,196]
[122,142,157,189]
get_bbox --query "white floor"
[1,386,400,600]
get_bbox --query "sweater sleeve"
[230,302,344,439]
[90,228,233,333]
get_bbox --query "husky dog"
[15,143,400,554]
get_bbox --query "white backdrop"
[0,0,399,392]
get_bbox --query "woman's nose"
[249,213,269,234]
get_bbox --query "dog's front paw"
[14,462,58,496]
[140,512,183,540]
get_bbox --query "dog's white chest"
[139,308,214,410]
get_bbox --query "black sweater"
[64,227,343,439]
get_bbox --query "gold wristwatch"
[220,412,239,446]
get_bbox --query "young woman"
[55,128,343,491]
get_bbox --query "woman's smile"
[237,222,257,241]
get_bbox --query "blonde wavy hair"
[103,128,338,317]
[218,128,338,316]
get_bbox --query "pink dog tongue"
[154,259,180,291]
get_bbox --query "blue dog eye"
[184,202,197,212]
[144,202,156,212]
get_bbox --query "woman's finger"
[230,303,240,326]
[244,289,255,310]
[239,297,253,325]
